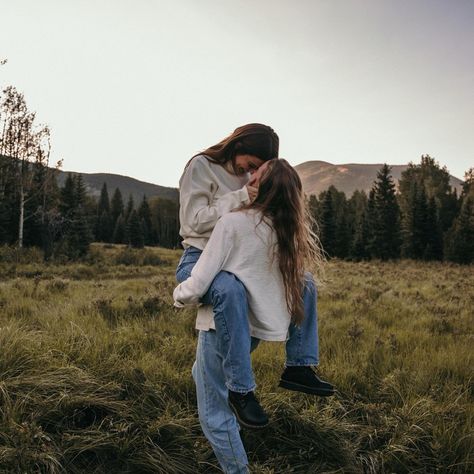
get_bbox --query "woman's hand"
[246,173,259,202]
[246,184,258,202]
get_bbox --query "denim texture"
[176,247,256,393]
[192,331,260,474]
[176,246,320,472]
[176,246,320,373]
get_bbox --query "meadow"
[0,244,472,473]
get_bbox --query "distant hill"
[295,161,463,196]
[57,170,179,203]
[56,161,463,204]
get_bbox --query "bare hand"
[246,184,258,202]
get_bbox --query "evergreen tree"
[59,173,76,218]
[349,191,369,260]
[412,184,429,258]
[74,174,87,208]
[138,195,153,245]
[67,206,93,258]
[319,187,337,257]
[95,183,112,242]
[59,173,92,258]
[113,213,126,244]
[0,154,19,244]
[370,164,401,260]
[150,197,180,248]
[365,189,377,257]
[125,194,134,220]
[445,169,474,264]
[111,187,124,225]
[424,197,443,260]
[127,209,144,248]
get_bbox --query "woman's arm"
[173,217,233,306]
[179,157,249,235]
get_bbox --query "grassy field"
[0,244,472,473]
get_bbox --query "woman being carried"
[175,155,333,473]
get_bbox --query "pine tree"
[127,209,144,248]
[95,183,112,242]
[445,169,474,264]
[149,197,180,248]
[370,165,400,260]
[113,213,126,244]
[412,184,429,258]
[424,197,443,260]
[319,187,337,257]
[59,173,92,258]
[125,194,134,220]
[59,173,76,218]
[138,195,153,245]
[348,190,369,260]
[111,187,124,226]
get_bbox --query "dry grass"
[0,244,472,473]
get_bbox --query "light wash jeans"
[192,330,260,474]
[176,246,320,391]
[176,246,320,473]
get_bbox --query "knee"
[211,271,247,304]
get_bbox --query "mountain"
[56,161,463,203]
[295,161,464,196]
[57,170,179,203]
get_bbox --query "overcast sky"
[1,0,473,187]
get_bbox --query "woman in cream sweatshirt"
[175,124,334,474]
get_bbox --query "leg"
[280,272,335,396]
[285,272,319,366]
[176,247,255,393]
[192,331,260,474]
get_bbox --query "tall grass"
[0,244,472,473]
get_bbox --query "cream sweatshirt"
[173,210,291,341]
[178,155,250,250]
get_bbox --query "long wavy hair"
[188,123,279,172]
[244,159,325,326]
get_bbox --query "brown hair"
[245,159,324,325]
[189,123,279,171]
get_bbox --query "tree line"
[1,86,472,263]
[310,156,474,264]
[0,86,180,259]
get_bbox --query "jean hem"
[285,361,320,367]
[226,383,257,394]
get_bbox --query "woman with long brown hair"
[175,153,334,473]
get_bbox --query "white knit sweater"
[174,210,291,341]
[178,155,250,250]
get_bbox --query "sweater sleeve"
[179,157,250,235]
[173,217,233,306]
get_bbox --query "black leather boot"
[228,390,269,429]
[279,366,335,396]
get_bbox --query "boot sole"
[278,379,335,396]
[228,400,269,430]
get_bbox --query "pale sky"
[1,0,473,187]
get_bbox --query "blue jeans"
[177,246,320,473]
[176,246,320,389]
[192,331,260,474]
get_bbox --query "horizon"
[1,0,473,187]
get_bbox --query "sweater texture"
[174,210,291,341]
[178,155,250,250]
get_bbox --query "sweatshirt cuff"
[240,186,250,204]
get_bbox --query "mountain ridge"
[294,161,463,196]
[57,161,464,202]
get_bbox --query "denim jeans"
[177,246,320,473]
[176,246,320,375]
[192,331,260,474]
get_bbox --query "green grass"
[0,244,472,473]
